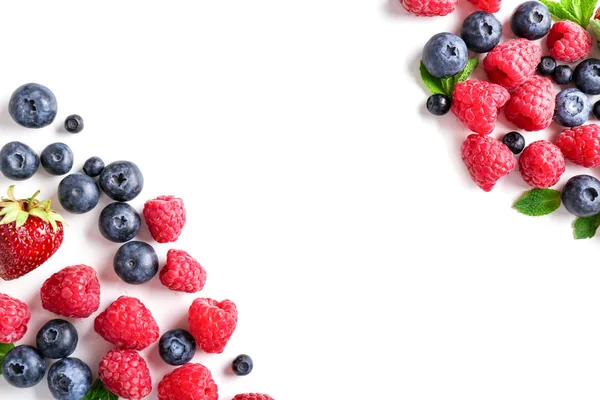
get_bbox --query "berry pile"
[415,0,600,238]
[0,83,272,399]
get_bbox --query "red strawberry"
[0,186,65,280]
[451,80,510,135]
[467,0,501,13]
[547,21,592,63]
[400,0,457,16]
[461,134,517,192]
[143,195,186,243]
[504,76,554,132]
[483,39,541,90]
[188,298,238,354]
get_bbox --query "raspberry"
[40,265,100,318]
[98,349,152,400]
[143,195,186,243]
[547,21,592,63]
[400,0,457,16]
[94,296,159,350]
[519,140,566,188]
[0,293,30,343]
[232,395,275,400]
[461,134,517,192]
[188,298,238,354]
[157,363,218,400]
[504,76,554,131]
[160,249,207,293]
[451,80,510,135]
[483,39,541,90]
[467,0,501,13]
[555,124,600,167]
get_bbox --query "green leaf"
[574,214,600,239]
[441,77,454,96]
[561,0,581,23]
[513,189,562,216]
[29,207,49,223]
[590,19,600,39]
[578,0,597,27]
[539,0,579,22]
[419,61,445,95]
[83,379,118,400]
[0,343,15,375]
[454,58,479,84]
[15,211,28,227]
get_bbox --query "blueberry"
[99,161,144,202]
[47,358,92,400]
[593,100,600,119]
[1,345,46,388]
[83,157,104,177]
[510,1,551,40]
[426,94,451,116]
[502,132,525,155]
[537,56,556,76]
[8,83,57,128]
[574,59,600,94]
[0,141,39,180]
[232,354,254,376]
[553,65,573,85]
[562,175,600,217]
[554,88,591,127]
[36,319,78,360]
[422,33,468,78]
[114,241,158,284]
[159,329,196,366]
[460,11,502,53]
[58,174,100,214]
[98,202,141,243]
[41,143,74,176]
[64,115,84,134]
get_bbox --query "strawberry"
[0,186,65,281]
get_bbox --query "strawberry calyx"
[0,185,66,232]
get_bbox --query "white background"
[0,0,599,399]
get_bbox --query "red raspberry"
[461,134,517,192]
[467,0,501,13]
[160,249,207,293]
[143,195,186,243]
[547,21,592,63]
[519,140,566,188]
[0,293,30,343]
[98,349,152,400]
[400,0,457,16]
[40,265,100,318]
[483,39,541,90]
[504,76,554,131]
[94,296,159,350]
[451,80,510,135]
[233,395,275,400]
[555,124,600,167]
[157,363,218,400]
[188,298,238,354]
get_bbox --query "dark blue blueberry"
[593,100,600,119]
[552,65,573,85]
[47,358,92,400]
[0,141,39,180]
[8,83,57,128]
[83,157,104,178]
[58,174,100,214]
[41,143,74,176]
[510,1,551,40]
[99,161,144,202]
[98,202,141,243]
[36,319,78,360]
[159,329,196,366]
[574,59,600,94]
[64,115,84,134]
[502,132,525,155]
[460,11,502,53]
[554,88,591,127]
[562,175,600,217]
[537,56,556,76]
[1,345,46,388]
[114,241,158,284]
[422,33,468,78]
[232,354,253,376]
[426,94,451,116]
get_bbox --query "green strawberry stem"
[0,186,66,232]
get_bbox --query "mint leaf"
[539,0,579,22]
[513,189,561,216]
[578,0,597,27]
[83,379,118,400]
[441,77,454,96]
[561,0,581,23]
[420,61,445,95]
[591,19,600,38]
[0,343,15,375]
[454,58,479,84]
[574,214,600,239]
[420,58,479,98]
